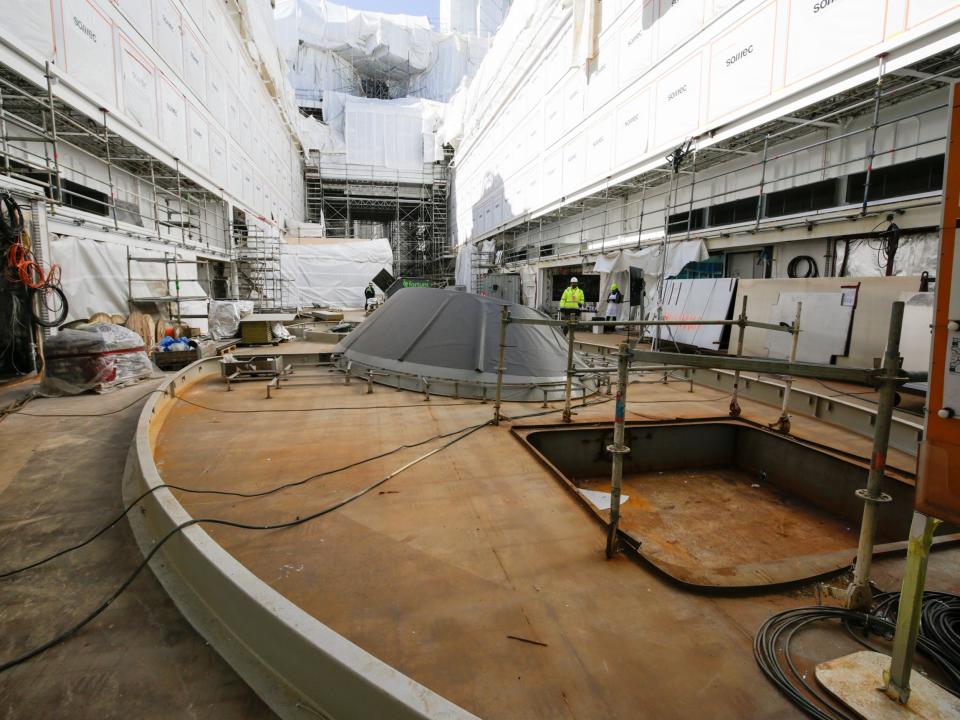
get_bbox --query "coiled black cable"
[755,599,960,720]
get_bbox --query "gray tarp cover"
[334,288,579,385]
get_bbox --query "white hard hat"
[570,276,579,283]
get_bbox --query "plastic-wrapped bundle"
[41,323,156,396]
[208,300,255,340]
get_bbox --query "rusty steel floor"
[150,372,960,720]
[579,467,863,567]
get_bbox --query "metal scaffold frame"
[0,62,232,256]
[304,150,453,282]
[473,48,960,269]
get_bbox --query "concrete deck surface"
[150,371,959,719]
[0,380,271,719]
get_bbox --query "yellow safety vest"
[560,286,584,309]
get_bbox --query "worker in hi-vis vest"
[558,276,585,334]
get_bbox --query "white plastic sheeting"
[49,235,208,327]
[281,239,393,309]
[593,239,708,324]
[842,233,940,277]
[275,0,489,103]
[316,92,446,169]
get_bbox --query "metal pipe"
[366,370,374,394]
[493,305,508,424]
[754,134,770,232]
[606,342,630,559]
[846,300,904,610]
[773,302,802,433]
[883,513,942,703]
[44,62,63,205]
[730,296,747,416]
[562,318,576,423]
[861,57,886,216]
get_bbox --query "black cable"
[868,590,960,669]
[2,388,166,418]
[787,255,819,278]
[175,395,484,413]
[30,284,69,328]
[0,421,489,673]
[0,418,489,579]
[755,603,960,720]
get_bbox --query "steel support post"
[754,135,770,233]
[861,58,886,217]
[493,306,509,424]
[730,296,748,416]
[100,109,119,229]
[606,343,631,559]
[773,302,802,433]
[846,300,905,610]
[883,512,941,703]
[44,62,63,206]
[562,318,576,423]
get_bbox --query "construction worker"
[605,282,623,323]
[559,276,585,334]
[364,282,376,312]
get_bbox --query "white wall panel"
[707,2,777,123]
[585,113,615,182]
[158,73,187,159]
[656,0,706,58]
[182,23,206,102]
[114,0,152,40]
[653,53,702,148]
[119,37,157,134]
[618,2,655,87]
[209,129,226,187]
[61,0,116,106]
[783,0,885,86]
[562,133,586,195]
[907,0,960,28]
[187,105,209,172]
[614,89,650,169]
[153,0,183,75]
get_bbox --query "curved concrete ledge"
[122,358,479,720]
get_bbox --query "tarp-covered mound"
[334,287,592,401]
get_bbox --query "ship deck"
[148,368,959,719]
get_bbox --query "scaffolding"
[470,48,960,273]
[0,63,232,256]
[304,152,453,282]
[232,215,286,311]
[126,249,207,327]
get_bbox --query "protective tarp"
[275,0,489,102]
[281,239,393,309]
[593,239,709,325]
[49,235,208,329]
[842,233,940,277]
[334,287,591,400]
[208,300,255,340]
[41,323,156,396]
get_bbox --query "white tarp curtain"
[319,92,446,168]
[593,239,709,323]
[843,233,940,277]
[454,243,475,290]
[281,238,393,309]
[49,235,207,327]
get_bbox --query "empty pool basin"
[515,419,956,588]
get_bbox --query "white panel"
[209,129,226,187]
[618,2,655,86]
[119,37,157,134]
[158,74,187,159]
[585,113,615,182]
[615,88,650,167]
[241,157,253,205]
[187,105,209,171]
[228,142,243,198]
[115,0,152,39]
[5,0,55,59]
[766,292,853,363]
[153,0,183,74]
[227,88,242,144]
[656,0,706,58]
[587,49,616,111]
[543,88,564,148]
[61,0,116,106]
[783,0,884,86]
[206,61,226,127]
[562,71,586,133]
[653,54,702,148]
[543,149,563,202]
[707,3,777,122]
[562,133,586,195]
[661,277,737,349]
[182,24,206,101]
[907,0,960,28]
